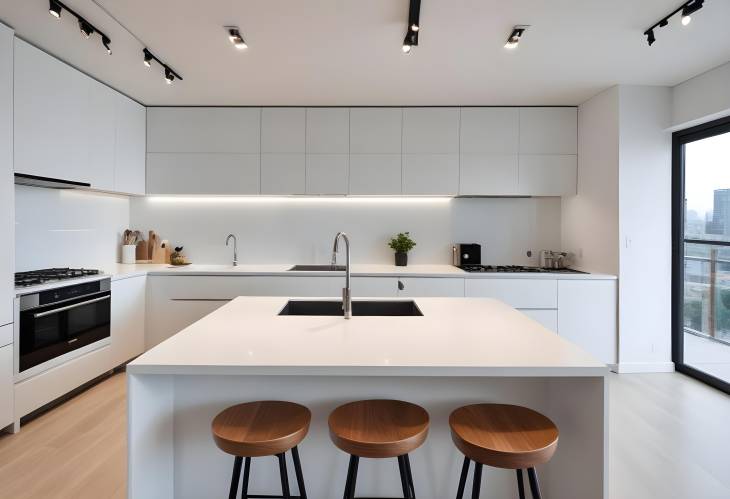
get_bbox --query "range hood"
[14,173,90,190]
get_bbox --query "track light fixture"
[46,0,112,55]
[402,0,420,54]
[225,26,248,50]
[504,25,529,49]
[644,0,704,46]
[79,19,94,39]
[48,0,62,19]
[142,48,183,85]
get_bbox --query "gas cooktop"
[15,268,102,288]
[457,265,586,274]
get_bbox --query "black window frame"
[672,114,730,395]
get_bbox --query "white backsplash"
[129,197,562,266]
[14,185,130,272]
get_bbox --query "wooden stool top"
[212,401,311,457]
[449,404,559,469]
[328,399,430,458]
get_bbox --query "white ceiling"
[1,0,729,106]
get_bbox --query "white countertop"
[128,296,607,377]
[106,263,617,281]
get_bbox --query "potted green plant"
[388,232,416,266]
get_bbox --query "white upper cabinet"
[518,155,577,196]
[349,154,401,195]
[350,108,402,154]
[459,108,519,195]
[147,107,260,153]
[14,39,145,195]
[87,80,116,191]
[147,153,259,195]
[261,153,305,194]
[459,154,519,195]
[306,154,348,194]
[402,154,459,195]
[0,23,13,327]
[518,107,577,154]
[305,108,349,194]
[262,108,305,153]
[115,95,146,195]
[402,108,459,153]
[306,108,349,154]
[14,39,90,183]
[460,108,519,154]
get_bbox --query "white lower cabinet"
[397,277,464,297]
[465,278,557,309]
[111,276,146,365]
[0,342,12,429]
[557,280,617,365]
[520,309,558,331]
[351,277,398,297]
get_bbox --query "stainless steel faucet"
[226,234,238,266]
[332,232,351,319]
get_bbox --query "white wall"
[562,86,620,275]
[129,197,562,266]
[14,185,130,272]
[671,61,730,130]
[617,86,673,372]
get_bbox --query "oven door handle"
[33,295,110,319]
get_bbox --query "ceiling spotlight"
[226,27,247,50]
[78,19,94,39]
[504,26,528,49]
[402,32,417,54]
[646,29,656,46]
[143,49,153,68]
[165,68,175,85]
[403,0,420,53]
[681,13,692,25]
[402,43,412,54]
[682,0,704,24]
[410,23,419,32]
[102,35,112,55]
[49,0,62,19]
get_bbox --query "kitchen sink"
[279,300,423,316]
[287,265,346,272]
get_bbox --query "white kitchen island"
[128,297,608,499]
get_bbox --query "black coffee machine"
[452,243,482,266]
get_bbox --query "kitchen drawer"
[465,278,557,309]
[0,344,12,428]
[398,278,464,297]
[519,309,558,332]
[0,323,11,348]
[351,277,398,297]
[148,275,343,300]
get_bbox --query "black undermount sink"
[287,265,346,272]
[279,300,423,317]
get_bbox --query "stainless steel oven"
[15,278,111,381]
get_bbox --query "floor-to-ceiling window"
[673,116,730,393]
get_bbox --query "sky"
[685,131,730,217]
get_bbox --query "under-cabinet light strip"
[146,196,453,204]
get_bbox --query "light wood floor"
[0,371,729,498]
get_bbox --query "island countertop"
[128,296,607,377]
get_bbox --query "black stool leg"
[229,456,243,499]
[343,455,355,499]
[516,469,525,499]
[470,462,482,499]
[277,453,291,499]
[403,454,416,499]
[291,446,308,499]
[241,457,251,499]
[455,457,470,499]
[397,456,412,499]
[527,468,542,499]
[348,455,359,499]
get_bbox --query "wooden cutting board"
[135,240,148,261]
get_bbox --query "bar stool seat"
[329,399,429,458]
[212,401,311,499]
[329,399,429,499]
[449,404,559,499]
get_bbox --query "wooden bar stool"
[212,401,311,499]
[328,399,430,499]
[449,404,559,499]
